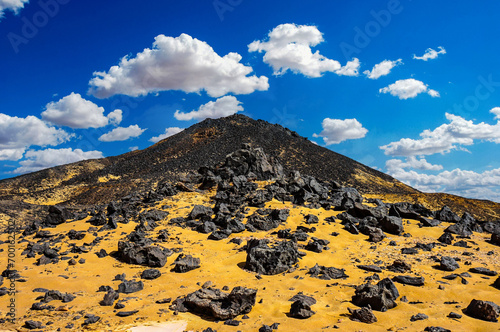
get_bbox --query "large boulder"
[379,216,404,235]
[465,299,500,322]
[435,206,460,223]
[44,206,73,227]
[289,295,316,319]
[116,241,172,267]
[244,240,300,275]
[171,286,257,320]
[352,278,399,312]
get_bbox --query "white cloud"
[313,118,368,145]
[13,148,103,174]
[0,113,71,161]
[413,46,446,61]
[336,58,360,77]
[88,33,268,98]
[386,157,443,172]
[129,146,139,151]
[363,59,402,79]
[380,112,500,156]
[386,165,500,202]
[107,109,123,126]
[150,127,184,143]
[98,125,146,142]
[42,93,121,128]
[490,107,500,120]
[379,78,439,99]
[174,96,243,121]
[248,23,341,78]
[0,0,28,18]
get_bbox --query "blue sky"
[1,0,500,202]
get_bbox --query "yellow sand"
[0,190,499,331]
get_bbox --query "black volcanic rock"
[308,264,348,280]
[436,206,461,223]
[117,280,143,294]
[171,286,257,320]
[440,256,460,271]
[44,205,72,227]
[465,299,500,322]
[116,241,172,267]
[393,275,425,286]
[352,278,399,312]
[289,295,316,319]
[349,306,377,323]
[379,216,404,235]
[172,254,201,273]
[244,239,300,275]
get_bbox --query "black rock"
[440,256,459,271]
[453,240,469,248]
[224,319,240,326]
[189,205,214,221]
[436,206,461,223]
[244,240,300,275]
[304,214,319,224]
[352,278,399,312]
[492,233,500,246]
[387,260,411,273]
[357,265,382,273]
[464,299,500,322]
[469,267,497,276]
[308,264,348,280]
[410,313,429,321]
[24,320,43,329]
[196,221,217,234]
[141,269,161,280]
[44,205,72,227]
[173,254,201,273]
[116,310,139,317]
[348,306,377,323]
[170,286,257,320]
[424,327,451,332]
[117,280,144,294]
[448,312,462,319]
[379,216,404,235]
[83,314,100,325]
[368,227,386,243]
[116,241,172,267]
[208,229,232,240]
[67,230,86,240]
[494,276,500,289]
[393,275,425,286]
[95,249,108,258]
[289,295,316,319]
[438,232,454,245]
[100,290,119,306]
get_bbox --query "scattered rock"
[357,265,382,273]
[116,241,172,267]
[141,269,161,280]
[440,256,460,271]
[100,290,119,306]
[171,286,257,320]
[348,306,377,323]
[410,313,429,321]
[173,254,201,273]
[117,280,144,294]
[464,299,500,322]
[469,267,497,276]
[244,240,300,275]
[424,327,451,332]
[116,310,139,317]
[289,295,316,319]
[24,320,43,329]
[352,278,399,311]
[393,275,425,286]
[448,312,462,319]
[308,264,348,280]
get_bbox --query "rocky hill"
[0,114,499,226]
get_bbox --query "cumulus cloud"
[0,0,28,18]
[379,78,439,99]
[413,46,446,61]
[363,59,402,79]
[174,96,243,121]
[0,113,71,161]
[386,156,443,172]
[150,127,184,143]
[490,107,500,120]
[98,125,146,142]
[336,58,360,77]
[380,112,500,157]
[42,93,121,128]
[13,148,103,174]
[313,118,368,145]
[89,33,268,98]
[386,165,500,202]
[248,23,342,78]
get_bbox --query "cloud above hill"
[89,33,269,98]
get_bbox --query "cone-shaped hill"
[0,114,499,223]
